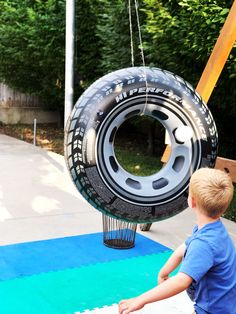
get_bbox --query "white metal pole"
[64,0,75,129]
[33,118,37,145]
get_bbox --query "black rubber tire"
[65,67,218,223]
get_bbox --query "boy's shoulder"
[193,220,225,238]
[186,220,235,257]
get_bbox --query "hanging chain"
[134,0,148,115]
[134,0,145,68]
[128,0,135,67]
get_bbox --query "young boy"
[119,168,236,314]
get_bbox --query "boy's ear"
[188,195,196,209]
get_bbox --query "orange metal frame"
[196,0,236,104]
[196,0,236,182]
[163,1,236,182]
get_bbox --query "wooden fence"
[0,83,60,125]
[0,83,40,108]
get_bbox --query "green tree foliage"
[96,0,147,72]
[0,0,101,110]
[74,0,102,90]
[0,0,66,109]
[97,0,235,158]
[142,0,236,158]
[143,0,235,78]
[0,0,235,158]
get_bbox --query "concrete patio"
[0,134,235,314]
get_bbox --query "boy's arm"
[158,243,186,284]
[118,272,192,314]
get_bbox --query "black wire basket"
[102,214,137,249]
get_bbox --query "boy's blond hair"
[189,168,233,218]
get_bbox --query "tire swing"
[65,66,218,223]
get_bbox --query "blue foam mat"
[0,232,170,280]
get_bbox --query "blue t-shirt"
[179,219,236,314]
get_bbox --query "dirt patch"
[0,124,64,155]
[0,123,157,157]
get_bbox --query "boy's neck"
[195,210,220,230]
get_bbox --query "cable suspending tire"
[65,67,218,223]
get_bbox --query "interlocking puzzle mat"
[75,292,194,314]
[0,232,187,314]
